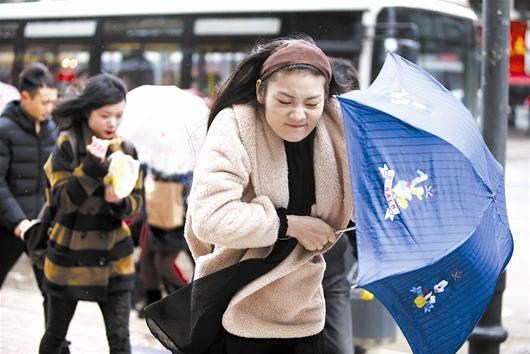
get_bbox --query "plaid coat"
[43,123,143,301]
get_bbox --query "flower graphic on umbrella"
[410,279,451,313]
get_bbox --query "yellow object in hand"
[104,151,140,198]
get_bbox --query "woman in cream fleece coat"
[185,37,353,353]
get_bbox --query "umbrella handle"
[335,226,356,235]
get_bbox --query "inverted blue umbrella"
[338,53,513,354]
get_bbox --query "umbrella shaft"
[335,226,356,235]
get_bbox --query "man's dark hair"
[330,57,359,93]
[18,63,56,96]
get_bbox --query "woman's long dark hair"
[53,73,127,130]
[207,34,344,129]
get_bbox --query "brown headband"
[260,40,332,82]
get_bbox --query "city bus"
[0,0,480,116]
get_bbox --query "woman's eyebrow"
[276,91,322,100]
[276,91,294,98]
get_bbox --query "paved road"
[1,131,529,354]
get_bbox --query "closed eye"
[306,100,322,108]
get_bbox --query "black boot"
[163,278,182,295]
[138,289,162,319]
[146,289,162,305]
[60,339,71,354]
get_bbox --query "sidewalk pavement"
[0,266,167,354]
[1,131,529,354]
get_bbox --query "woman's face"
[257,70,326,142]
[88,100,126,139]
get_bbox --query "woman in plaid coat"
[39,74,143,354]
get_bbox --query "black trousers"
[140,225,188,294]
[322,234,356,354]
[210,330,323,354]
[322,272,354,354]
[0,232,26,288]
[39,291,131,354]
[33,267,71,354]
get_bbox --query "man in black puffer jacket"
[0,63,58,288]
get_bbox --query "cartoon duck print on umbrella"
[379,164,433,221]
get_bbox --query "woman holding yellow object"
[39,73,143,354]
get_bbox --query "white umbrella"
[118,85,209,176]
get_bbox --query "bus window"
[103,17,185,38]
[0,21,18,83]
[0,44,16,84]
[102,43,182,90]
[418,52,465,100]
[23,44,90,95]
[0,22,18,41]
[191,50,247,97]
[372,7,479,117]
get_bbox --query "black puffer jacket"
[0,100,57,234]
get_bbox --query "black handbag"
[24,205,54,270]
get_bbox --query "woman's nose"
[289,105,306,121]
[108,117,118,127]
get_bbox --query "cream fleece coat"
[184,100,353,338]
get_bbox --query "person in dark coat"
[0,63,58,288]
[39,73,143,354]
[321,57,359,354]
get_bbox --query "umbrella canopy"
[338,53,513,354]
[118,85,209,176]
